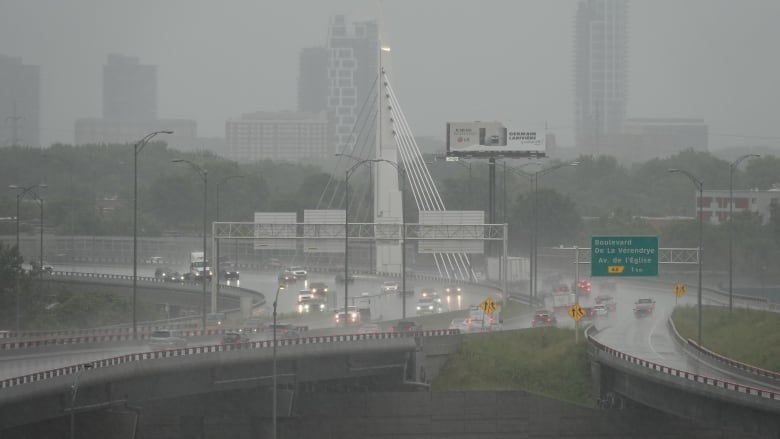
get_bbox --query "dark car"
[335,272,355,284]
[164,271,185,282]
[531,310,557,327]
[154,266,174,279]
[392,320,422,333]
[278,271,296,284]
[221,331,250,345]
[219,263,240,284]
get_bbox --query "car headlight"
[319,304,325,310]
[416,306,421,310]
[428,305,433,310]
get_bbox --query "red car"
[575,279,592,295]
[531,310,557,327]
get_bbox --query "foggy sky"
[1,0,779,151]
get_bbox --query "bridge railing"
[585,326,780,403]
[0,329,458,390]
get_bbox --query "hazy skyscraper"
[103,53,157,121]
[0,54,40,147]
[574,0,629,154]
[297,15,378,152]
[298,47,329,114]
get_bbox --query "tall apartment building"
[0,54,40,147]
[225,111,330,162]
[297,15,378,153]
[573,0,629,155]
[102,53,157,121]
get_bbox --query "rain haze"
[1,0,779,153]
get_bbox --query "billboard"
[446,121,546,158]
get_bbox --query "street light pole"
[532,162,579,299]
[132,130,173,340]
[669,168,704,346]
[729,154,759,313]
[271,283,286,439]
[172,159,208,331]
[337,154,404,321]
[215,175,245,298]
[9,183,46,331]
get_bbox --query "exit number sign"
[591,236,658,277]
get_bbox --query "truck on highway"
[188,251,213,282]
[633,298,656,318]
[551,291,576,313]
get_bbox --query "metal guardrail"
[585,326,780,403]
[0,329,458,389]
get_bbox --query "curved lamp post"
[9,183,46,331]
[172,159,208,331]
[215,175,246,297]
[728,154,759,313]
[132,130,173,340]
[668,168,703,346]
[271,282,286,439]
[336,154,406,319]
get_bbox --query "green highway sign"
[591,236,658,277]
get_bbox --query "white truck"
[551,292,576,312]
[189,251,213,281]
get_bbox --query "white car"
[286,266,308,280]
[147,330,187,350]
[381,281,399,293]
[592,304,608,316]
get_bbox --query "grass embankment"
[432,327,592,406]
[672,305,780,372]
[431,305,780,407]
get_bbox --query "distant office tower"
[103,53,157,121]
[76,54,197,150]
[0,54,40,147]
[225,111,330,162]
[573,0,629,155]
[298,47,329,113]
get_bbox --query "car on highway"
[358,323,381,334]
[531,310,557,327]
[221,331,250,345]
[163,271,185,282]
[334,306,361,325]
[241,318,264,333]
[285,266,307,280]
[443,285,463,299]
[420,288,440,300]
[381,281,399,293]
[266,323,304,340]
[575,279,592,295]
[297,291,327,313]
[278,271,296,284]
[594,295,617,311]
[146,256,167,264]
[148,329,187,350]
[592,304,608,316]
[448,318,470,332]
[416,297,443,315]
[392,320,422,333]
[154,267,176,280]
[309,282,329,297]
[219,263,240,285]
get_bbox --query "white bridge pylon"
[376,44,479,281]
